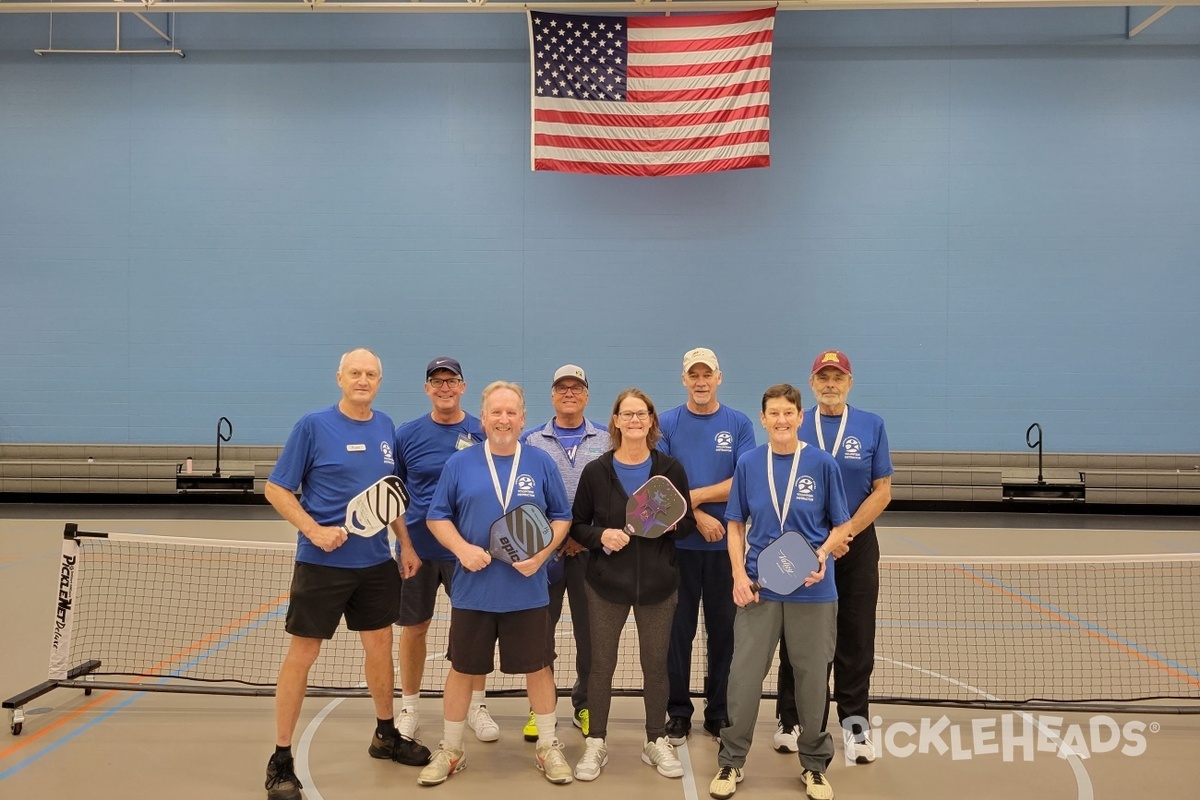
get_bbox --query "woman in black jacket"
[568,388,697,782]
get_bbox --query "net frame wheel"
[10,708,24,736]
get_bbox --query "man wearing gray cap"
[393,357,496,743]
[520,364,611,740]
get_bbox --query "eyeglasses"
[617,410,650,421]
[553,384,587,396]
[427,377,463,389]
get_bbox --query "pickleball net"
[10,524,1200,713]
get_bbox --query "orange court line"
[0,592,290,762]
[956,567,1200,690]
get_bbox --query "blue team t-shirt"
[727,444,851,603]
[394,412,484,561]
[427,445,571,612]
[269,405,397,569]
[799,406,893,515]
[657,403,757,551]
[613,456,652,497]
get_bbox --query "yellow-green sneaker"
[572,708,590,737]
[523,709,538,742]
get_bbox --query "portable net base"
[6,523,1199,735]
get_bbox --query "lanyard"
[814,406,849,457]
[766,443,804,530]
[484,441,521,514]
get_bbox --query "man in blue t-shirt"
[392,357,494,743]
[775,350,894,765]
[420,382,575,787]
[262,348,429,800]
[519,364,611,740]
[709,383,851,800]
[658,347,757,744]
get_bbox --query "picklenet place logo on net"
[845,714,1155,764]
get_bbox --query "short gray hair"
[338,347,382,376]
[480,381,525,415]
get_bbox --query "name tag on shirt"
[346,444,366,452]
[456,434,477,451]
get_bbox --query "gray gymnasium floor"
[1,506,1197,800]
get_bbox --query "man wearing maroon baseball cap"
[773,350,893,768]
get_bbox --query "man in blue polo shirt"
[262,348,429,800]
[420,382,574,787]
[658,347,756,744]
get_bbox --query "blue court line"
[957,564,1200,681]
[0,551,56,572]
[0,600,291,781]
[887,536,1200,682]
[879,621,1075,631]
[0,692,145,780]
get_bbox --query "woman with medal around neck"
[569,389,697,783]
[710,384,852,800]
[776,351,894,766]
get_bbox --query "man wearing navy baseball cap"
[392,356,498,745]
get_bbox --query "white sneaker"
[843,729,876,764]
[573,737,608,781]
[467,704,500,742]
[773,723,799,753]
[535,738,574,784]
[641,737,683,778]
[417,743,467,786]
[709,765,744,799]
[397,707,419,739]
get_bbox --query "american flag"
[528,9,775,177]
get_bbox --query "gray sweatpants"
[718,599,837,774]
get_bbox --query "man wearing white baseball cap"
[658,348,756,745]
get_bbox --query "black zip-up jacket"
[570,450,697,606]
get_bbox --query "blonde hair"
[480,381,526,415]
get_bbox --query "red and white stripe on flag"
[529,8,775,177]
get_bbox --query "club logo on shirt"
[516,473,537,498]
[715,431,734,452]
[843,437,863,460]
[380,441,395,466]
[794,476,815,502]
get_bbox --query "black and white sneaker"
[369,728,432,766]
[265,752,303,800]
[664,715,691,746]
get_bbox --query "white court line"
[295,695,349,800]
[676,740,700,800]
[882,525,1198,536]
[878,656,1093,800]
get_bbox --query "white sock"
[470,690,486,711]
[402,694,420,713]
[535,712,558,747]
[444,719,466,751]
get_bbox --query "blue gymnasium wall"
[1,10,1199,451]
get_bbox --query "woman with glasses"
[568,388,697,782]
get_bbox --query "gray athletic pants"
[718,599,837,774]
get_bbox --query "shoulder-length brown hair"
[609,388,661,451]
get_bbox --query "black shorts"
[448,606,552,676]
[397,559,456,626]
[285,559,401,639]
